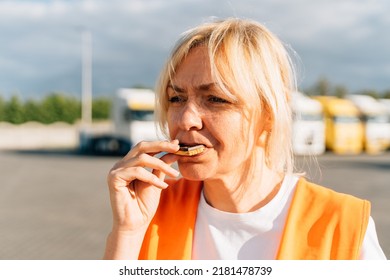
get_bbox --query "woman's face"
[167,46,264,181]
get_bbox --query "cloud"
[0,0,389,99]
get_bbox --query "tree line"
[1,79,389,124]
[303,77,390,99]
[0,93,111,124]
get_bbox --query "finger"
[159,152,180,165]
[124,139,179,160]
[109,166,169,190]
[153,153,180,180]
[116,153,180,178]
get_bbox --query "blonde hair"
[155,18,296,174]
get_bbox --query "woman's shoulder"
[296,177,370,209]
[277,177,371,259]
[291,177,371,226]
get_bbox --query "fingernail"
[171,169,180,177]
[154,178,168,188]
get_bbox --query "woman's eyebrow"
[167,83,217,93]
[198,83,217,91]
[167,84,185,93]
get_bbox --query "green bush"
[24,99,46,123]
[3,96,25,124]
[0,96,5,121]
[40,94,81,124]
[0,93,111,124]
[92,98,111,120]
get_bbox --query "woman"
[103,18,386,260]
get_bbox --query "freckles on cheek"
[212,115,244,144]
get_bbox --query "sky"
[0,0,389,100]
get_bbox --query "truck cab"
[291,91,325,155]
[347,95,390,154]
[378,98,390,150]
[112,88,164,148]
[79,88,163,156]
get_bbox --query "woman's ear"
[257,113,272,147]
[257,130,268,147]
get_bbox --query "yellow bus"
[312,96,364,154]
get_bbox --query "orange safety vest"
[139,177,370,260]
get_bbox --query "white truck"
[291,91,325,156]
[346,94,390,154]
[80,88,164,155]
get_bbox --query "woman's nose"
[178,102,203,131]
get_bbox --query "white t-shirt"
[192,175,386,260]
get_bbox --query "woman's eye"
[208,96,229,104]
[168,96,184,103]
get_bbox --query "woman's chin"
[178,165,211,181]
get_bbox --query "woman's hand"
[107,139,180,233]
[104,139,179,259]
